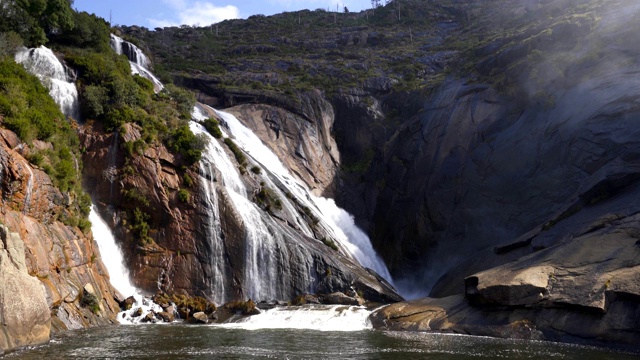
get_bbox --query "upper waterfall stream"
[15,46,79,119]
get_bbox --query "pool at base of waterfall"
[3,326,638,359]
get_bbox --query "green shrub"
[321,237,339,251]
[178,189,190,203]
[81,291,101,314]
[202,118,223,138]
[130,207,152,245]
[183,173,194,187]
[223,138,246,166]
[168,125,205,165]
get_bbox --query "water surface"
[3,325,637,359]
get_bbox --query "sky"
[74,0,375,29]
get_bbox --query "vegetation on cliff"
[0,0,204,239]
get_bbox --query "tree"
[344,6,349,13]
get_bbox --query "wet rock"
[0,225,50,352]
[122,296,136,311]
[131,308,144,318]
[157,311,175,323]
[191,312,209,324]
[141,312,156,323]
[322,292,362,306]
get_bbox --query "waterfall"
[218,305,373,331]
[90,205,137,297]
[212,108,394,283]
[90,205,166,324]
[110,34,164,92]
[14,46,79,119]
[191,104,394,303]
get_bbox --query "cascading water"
[90,205,137,297]
[90,205,166,324]
[14,46,79,119]
[212,108,393,283]
[110,34,164,92]
[191,103,395,305]
[218,305,373,331]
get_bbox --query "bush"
[203,118,223,138]
[223,138,246,166]
[183,173,194,187]
[321,237,339,251]
[168,125,205,165]
[81,291,101,314]
[225,299,258,315]
[178,189,190,203]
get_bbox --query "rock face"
[0,130,120,354]
[368,2,640,346]
[0,224,49,352]
[373,212,640,345]
[226,100,340,196]
[80,117,401,305]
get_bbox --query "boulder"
[191,312,209,324]
[157,311,175,323]
[466,266,554,306]
[322,292,362,306]
[121,296,136,310]
[131,308,143,318]
[141,312,156,323]
[0,225,50,352]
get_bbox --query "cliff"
[0,129,120,354]
[80,114,400,305]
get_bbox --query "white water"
[90,205,167,324]
[218,305,373,332]
[14,46,79,119]
[110,34,164,92]
[90,205,137,297]
[212,108,393,283]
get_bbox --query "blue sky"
[74,0,374,28]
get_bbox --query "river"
[2,325,637,359]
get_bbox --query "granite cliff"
[0,129,120,354]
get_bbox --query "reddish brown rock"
[0,129,120,353]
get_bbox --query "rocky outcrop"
[0,224,49,353]
[80,120,207,297]
[225,100,340,196]
[0,129,120,354]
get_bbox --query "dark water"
[3,325,638,360]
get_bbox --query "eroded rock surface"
[0,225,49,352]
[0,130,120,354]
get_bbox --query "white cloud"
[181,2,239,25]
[149,1,239,28]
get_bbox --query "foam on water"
[217,305,373,332]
